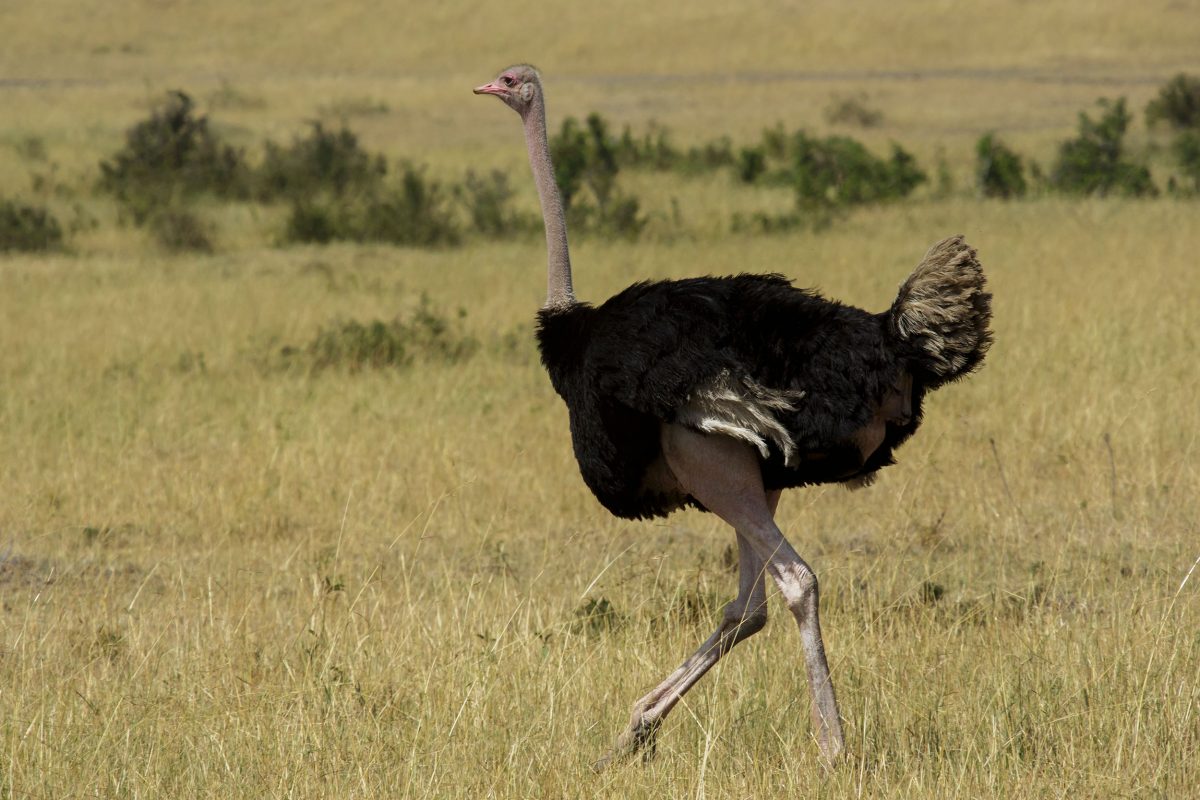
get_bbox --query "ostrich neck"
[523,96,575,309]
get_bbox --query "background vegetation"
[1,1,1198,797]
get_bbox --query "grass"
[2,1,1199,797]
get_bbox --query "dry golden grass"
[2,2,1199,797]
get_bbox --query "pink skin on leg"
[597,424,844,769]
[661,424,844,762]
[595,527,771,769]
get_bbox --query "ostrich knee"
[719,599,768,652]
[773,561,820,620]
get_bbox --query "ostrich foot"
[817,726,846,771]
[592,718,660,772]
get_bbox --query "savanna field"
[2,2,1199,797]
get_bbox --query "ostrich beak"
[473,81,507,97]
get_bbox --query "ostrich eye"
[501,76,515,87]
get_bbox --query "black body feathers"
[536,236,991,520]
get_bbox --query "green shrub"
[616,123,680,170]
[1171,130,1200,193]
[737,146,767,183]
[1145,74,1200,131]
[149,209,214,252]
[284,200,343,244]
[290,297,477,372]
[455,169,538,238]
[555,114,621,209]
[402,299,479,363]
[824,93,884,128]
[549,116,597,212]
[788,132,926,210]
[549,113,645,238]
[577,193,646,239]
[0,198,64,252]
[256,122,386,201]
[731,126,925,230]
[736,125,925,202]
[305,319,411,370]
[359,164,461,246]
[730,210,806,234]
[976,133,1027,198]
[99,91,248,220]
[613,122,734,176]
[761,124,790,160]
[677,136,736,174]
[571,597,623,636]
[1050,98,1156,197]
[282,164,459,246]
[882,145,926,199]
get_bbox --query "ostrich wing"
[583,274,898,459]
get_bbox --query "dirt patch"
[0,553,52,591]
[0,551,149,596]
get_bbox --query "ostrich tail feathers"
[888,235,993,387]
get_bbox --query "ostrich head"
[473,64,543,115]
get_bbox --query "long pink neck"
[522,93,575,309]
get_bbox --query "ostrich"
[474,64,992,768]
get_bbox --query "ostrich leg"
[594,517,773,770]
[659,424,846,763]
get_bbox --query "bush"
[761,124,790,160]
[284,200,343,244]
[360,165,461,245]
[824,93,884,128]
[256,122,386,201]
[731,127,925,230]
[788,132,926,210]
[1145,74,1200,131]
[99,91,248,220]
[737,146,767,183]
[149,209,214,252]
[573,193,646,239]
[550,114,617,212]
[730,210,806,234]
[1050,98,1156,197]
[0,198,64,252]
[282,164,459,246]
[677,136,736,174]
[550,113,645,238]
[290,296,477,372]
[455,169,538,238]
[305,319,412,370]
[1171,130,1200,194]
[976,133,1027,198]
[616,123,680,170]
[571,597,623,636]
[613,122,735,176]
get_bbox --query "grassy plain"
[2,1,1200,797]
